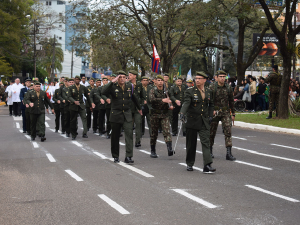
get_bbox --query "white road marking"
[196,151,203,154]
[32,142,39,148]
[108,158,154,178]
[45,122,50,128]
[24,135,31,140]
[45,116,50,121]
[93,152,107,159]
[179,163,203,172]
[271,143,300,151]
[235,160,272,170]
[65,170,83,181]
[98,194,130,215]
[140,150,150,155]
[157,140,165,144]
[13,116,22,121]
[233,146,300,163]
[172,189,217,209]
[232,136,247,140]
[16,122,20,128]
[119,142,125,146]
[49,129,55,132]
[46,153,56,162]
[145,127,149,130]
[19,129,23,133]
[72,141,83,147]
[245,185,299,203]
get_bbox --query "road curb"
[234,121,300,135]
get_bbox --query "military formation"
[18,69,249,173]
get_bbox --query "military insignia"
[115,89,119,92]
[32,95,34,97]
[72,89,75,92]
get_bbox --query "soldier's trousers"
[98,109,106,133]
[92,109,99,132]
[132,111,142,143]
[210,113,232,148]
[186,127,212,167]
[64,108,70,135]
[142,112,151,135]
[111,121,133,158]
[70,108,87,137]
[86,107,92,129]
[25,110,31,133]
[55,108,65,132]
[106,109,111,134]
[22,109,26,132]
[30,113,45,138]
[268,90,280,113]
[150,115,172,146]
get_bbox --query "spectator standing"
[5,80,14,115]
[11,78,24,116]
[256,77,267,111]
[80,76,90,87]
[248,75,256,112]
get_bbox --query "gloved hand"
[180,113,186,123]
[209,117,213,125]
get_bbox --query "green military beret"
[35,82,41,85]
[96,79,101,82]
[196,71,208,78]
[90,77,95,81]
[111,74,116,77]
[156,75,164,80]
[216,70,227,75]
[128,70,138,76]
[60,82,64,85]
[176,76,183,80]
[64,77,69,81]
[75,75,81,80]
[116,70,126,75]
[141,76,149,80]
[163,73,169,77]
[68,78,74,81]
[186,79,193,83]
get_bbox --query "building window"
[59,37,62,40]
[57,1,66,5]
[46,1,52,6]
[59,25,62,28]
[59,13,62,16]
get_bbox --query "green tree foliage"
[0,57,13,80]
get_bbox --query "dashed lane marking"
[72,141,83,147]
[196,151,203,154]
[119,142,125,146]
[235,160,272,170]
[233,146,300,164]
[172,189,217,209]
[232,136,247,140]
[65,170,83,181]
[45,116,50,121]
[24,135,31,140]
[93,152,107,159]
[157,140,165,144]
[46,153,56,162]
[140,150,150,155]
[271,143,300,151]
[13,116,22,121]
[179,163,203,172]
[145,127,149,130]
[32,142,39,148]
[19,129,23,133]
[16,122,20,128]
[45,122,50,128]
[245,185,299,203]
[98,194,130,215]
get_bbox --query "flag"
[186,68,192,81]
[151,44,160,74]
[177,65,181,78]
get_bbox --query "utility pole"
[33,19,36,78]
[51,34,56,82]
[71,37,74,78]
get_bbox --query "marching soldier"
[86,78,95,131]
[53,82,64,133]
[180,72,216,173]
[101,77,112,138]
[149,75,174,158]
[62,78,72,137]
[90,79,105,134]
[20,78,31,133]
[128,70,145,147]
[24,82,54,141]
[141,76,151,136]
[264,65,282,119]
[186,79,193,88]
[164,73,173,132]
[209,70,236,161]
[170,76,186,136]
[101,71,142,164]
[68,76,91,140]
[23,83,34,135]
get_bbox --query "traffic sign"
[295,43,300,58]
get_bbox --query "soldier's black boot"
[150,145,158,158]
[166,142,174,156]
[210,146,214,158]
[266,112,272,119]
[226,147,236,161]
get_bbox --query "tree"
[258,0,299,119]
[0,57,13,80]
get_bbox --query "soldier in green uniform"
[164,73,173,133]
[25,82,54,141]
[86,78,95,131]
[209,70,236,161]
[101,71,142,163]
[68,76,91,140]
[53,82,64,132]
[186,79,193,88]
[23,83,34,135]
[264,65,282,119]
[149,75,174,158]
[128,70,145,147]
[90,79,105,134]
[141,76,151,136]
[101,77,112,138]
[62,78,72,137]
[170,76,186,136]
[180,72,216,173]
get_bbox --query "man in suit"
[53,82,64,133]
[62,78,72,137]
[90,79,105,134]
[86,78,95,131]
[101,71,142,164]
[101,77,112,139]
[180,72,216,173]
[20,78,31,133]
[24,82,54,141]
[68,76,91,140]
[141,76,151,136]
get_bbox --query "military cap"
[64,77,69,81]
[186,79,193,83]
[156,75,164,80]
[116,70,126,75]
[163,73,169,77]
[196,71,208,79]
[128,70,138,76]
[35,82,41,85]
[216,70,227,75]
[68,78,74,81]
[111,74,116,77]
[75,75,81,80]
[89,77,95,81]
[25,78,31,82]
[102,77,108,80]
[60,82,64,85]
[176,76,183,80]
[30,83,34,86]
[141,76,149,80]
[96,79,101,82]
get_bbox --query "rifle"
[163,83,173,110]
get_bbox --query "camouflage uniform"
[209,82,235,148]
[264,72,282,114]
[149,87,172,146]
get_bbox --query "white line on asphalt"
[72,141,83,147]
[98,194,130,215]
[172,189,217,208]
[140,150,150,155]
[45,116,50,121]
[65,170,83,181]
[245,185,299,203]
[108,159,154,178]
[196,151,203,154]
[232,136,247,140]
[24,135,31,140]
[93,152,107,159]
[46,153,56,162]
[45,122,50,128]
[32,142,39,148]
[119,142,125,146]
[235,160,272,170]
[179,163,203,172]
[19,129,23,133]
[271,143,300,151]
[233,146,300,163]
[16,122,20,128]
[157,140,165,144]
[13,116,22,121]
[49,129,55,132]
[145,127,149,130]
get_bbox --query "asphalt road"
[0,106,299,225]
